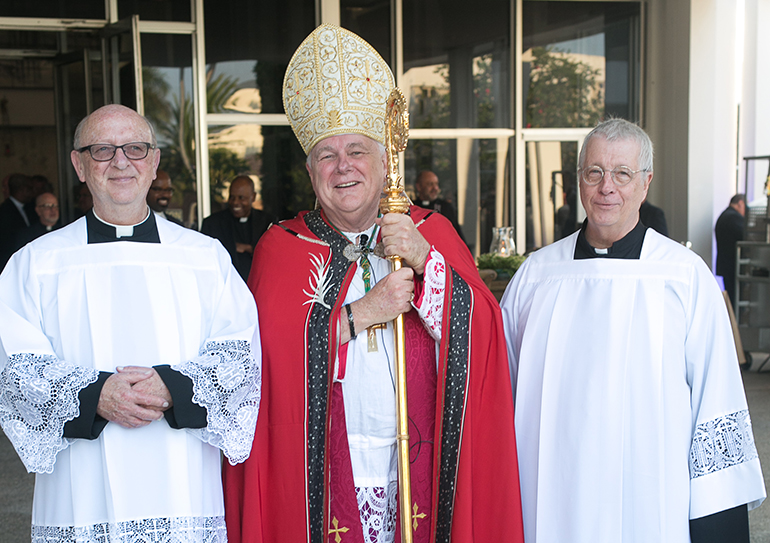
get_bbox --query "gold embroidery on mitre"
[283,24,395,154]
[328,110,342,128]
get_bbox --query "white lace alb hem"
[356,481,398,543]
[173,339,260,465]
[31,515,226,543]
[0,353,99,474]
[415,246,446,341]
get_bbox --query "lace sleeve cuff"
[414,246,446,341]
[0,353,99,474]
[173,339,261,465]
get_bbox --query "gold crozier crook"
[379,88,414,543]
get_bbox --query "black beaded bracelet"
[344,304,356,338]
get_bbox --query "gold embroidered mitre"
[283,24,395,154]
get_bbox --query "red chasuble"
[224,207,524,543]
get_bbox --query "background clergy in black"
[201,175,275,282]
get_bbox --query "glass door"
[101,15,143,113]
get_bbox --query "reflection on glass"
[117,0,191,22]
[405,137,509,254]
[525,141,578,250]
[141,34,196,227]
[341,0,391,67]
[0,1,103,18]
[523,1,640,128]
[404,0,510,129]
[207,125,310,222]
[204,0,315,115]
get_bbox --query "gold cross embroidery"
[412,502,427,531]
[348,58,382,102]
[329,517,350,543]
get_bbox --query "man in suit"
[0,173,34,270]
[201,175,274,281]
[715,193,746,308]
[146,169,183,226]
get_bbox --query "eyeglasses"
[76,142,154,162]
[579,165,650,186]
[149,187,174,194]
[36,204,59,209]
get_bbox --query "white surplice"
[0,217,261,542]
[501,229,765,543]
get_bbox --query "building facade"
[0,0,767,265]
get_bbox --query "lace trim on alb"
[31,515,226,542]
[173,339,260,465]
[0,353,99,474]
[690,409,759,479]
[415,247,446,341]
[356,481,398,543]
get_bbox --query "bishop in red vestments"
[223,24,524,543]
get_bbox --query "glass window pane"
[141,33,196,227]
[405,137,510,254]
[341,0,391,67]
[524,140,578,250]
[0,30,58,50]
[0,0,104,19]
[117,0,191,22]
[404,0,510,129]
[523,1,641,128]
[207,125,310,222]
[204,0,315,115]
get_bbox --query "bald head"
[70,104,161,225]
[228,176,256,219]
[73,104,156,150]
[415,171,440,202]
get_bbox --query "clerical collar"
[239,216,249,223]
[574,220,647,260]
[86,208,161,244]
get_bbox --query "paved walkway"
[3,368,770,541]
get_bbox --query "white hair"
[578,118,653,172]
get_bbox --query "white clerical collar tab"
[594,247,609,255]
[92,207,150,238]
[239,217,249,223]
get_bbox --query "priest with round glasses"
[501,118,765,543]
[0,104,261,542]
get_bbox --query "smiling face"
[415,171,440,201]
[70,105,160,225]
[228,176,256,219]
[146,170,173,213]
[306,134,387,232]
[580,135,652,249]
